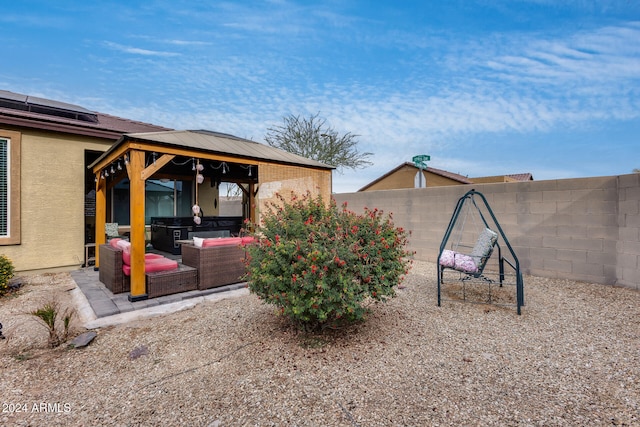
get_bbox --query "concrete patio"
[70,266,249,329]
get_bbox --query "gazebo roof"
[90,129,335,170]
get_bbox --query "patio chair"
[105,222,127,241]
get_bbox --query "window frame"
[0,129,21,245]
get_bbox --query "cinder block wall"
[334,173,640,290]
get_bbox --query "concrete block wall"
[617,173,640,288]
[334,173,639,290]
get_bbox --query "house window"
[112,179,193,225]
[0,130,21,245]
[0,138,8,235]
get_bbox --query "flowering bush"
[0,254,15,296]
[244,192,412,332]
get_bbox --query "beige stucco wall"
[198,179,220,216]
[363,164,466,191]
[1,129,112,273]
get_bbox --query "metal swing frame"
[437,189,525,314]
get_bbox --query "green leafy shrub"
[0,255,15,296]
[244,192,412,332]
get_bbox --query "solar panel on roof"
[0,90,98,123]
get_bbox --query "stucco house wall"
[2,129,112,272]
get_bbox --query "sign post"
[412,155,430,188]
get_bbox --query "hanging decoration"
[195,162,205,184]
[193,159,203,225]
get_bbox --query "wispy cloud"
[33,3,636,192]
[103,41,180,57]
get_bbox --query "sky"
[1,0,639,193]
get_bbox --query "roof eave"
[0,112,123,140]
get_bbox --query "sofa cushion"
[201,237,243,248]
[241,236,256,246]
[193,236,205,248]
[122,257,178,276]
[199,236,256,248]
[122,251,163,266]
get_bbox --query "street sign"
[412,154,430,187]
[412,154,430,170]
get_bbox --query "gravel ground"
[0,261,638,426]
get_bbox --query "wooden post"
[248,182,257,226]
[94,172,107,268]
[128,150,147,301]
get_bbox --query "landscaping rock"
[69,331,97,348]
[8,277,23,291]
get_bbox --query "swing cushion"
[439,228,498,274]
[439,250,480,273]
[471,228,498,258]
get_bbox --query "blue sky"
[1,1,639,192]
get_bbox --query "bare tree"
[265,113,373,171]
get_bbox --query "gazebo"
[90,130,334,300]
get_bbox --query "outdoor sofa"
[181,236,255,290]
[98,239,197,298]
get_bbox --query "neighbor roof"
[0,89,170,139]
[470,173,534,183]
[506,173,533,181]
[359,162,472,191]
[92,129,335,170]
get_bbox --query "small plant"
[244,191,412,332]
[13,352,33,361]
[29,301,74,348]
[0,254,15,296]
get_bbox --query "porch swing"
[437,189,524,314]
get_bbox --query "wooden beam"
[128,150,147,300]
[91,144,131,172]
[248,182,257,226]
[127,142,260,165]
[141,153,175,181]
[94,173,107,267]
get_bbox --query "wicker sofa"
[181,238,252,290]
[98,244,125,294]
[98,242,197,298]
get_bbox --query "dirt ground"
[0,263,638,426]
